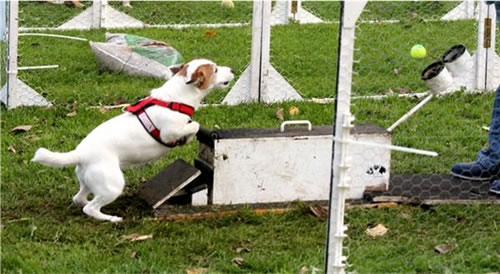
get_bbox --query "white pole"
[326,1,367,273]
[91,0,103,29]
[0,0,6,40]
[249,0,263,101]
[260,0,272,101]
[5,0,19,108]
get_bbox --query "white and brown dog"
[32,59,234,222]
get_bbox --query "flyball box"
[191,122,391,205]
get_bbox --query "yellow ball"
[221,0,234,9]
[411,44,426,58]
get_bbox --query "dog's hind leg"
[73,165,90,207]
[81,162,125,222]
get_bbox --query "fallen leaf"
[299,266,309,274]
[232,256,245,266]
[11,125,32,133]
[203,29,217,38]
[235,247,250,254]
[185,268,208,274]
[435,243,455,254]
[276,108,284,120]
[365,224,388,238]
[122,233,153,242]
[393,68,402,75]
[289,106,300,116]
[7,146,16,153]
[309,204,328,220]
[130,251,138,259]
[66,111,77,117]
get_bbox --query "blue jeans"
[497,1,500,24]
[477,85,500,168]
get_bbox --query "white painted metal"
[271,0,289,25]
[223,0,302,105]
[441,0,475,21]
[280,120,312,132]
[0,1,51,109]
[469,1,499,91]
[208,128,391,205]
[0,0,6,40]
[291,0,324,24]
[223,0,263,104]
[271,0,323,25]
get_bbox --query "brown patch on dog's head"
[185,64,215,90]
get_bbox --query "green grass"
[3,1,500,273]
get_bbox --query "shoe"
[450,162,500,181]
[490,180,500,195]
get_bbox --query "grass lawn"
[2,1,500,273]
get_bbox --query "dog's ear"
[168,63,185,76]
[185,64,214,90]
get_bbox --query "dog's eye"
[215,68,218,73]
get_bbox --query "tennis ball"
[411,44,426,58]
[221,0,234,9]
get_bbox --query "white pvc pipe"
[334,136,439,157]
[18,65,59,71]
[387,93,434,132]
[19,33,88,41]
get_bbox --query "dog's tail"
[31,148,80,168]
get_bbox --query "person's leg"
[451,85,500,180]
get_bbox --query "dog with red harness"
[32,58,234,222]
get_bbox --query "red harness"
[126,97,195,147]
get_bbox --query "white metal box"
[194,123,391,205]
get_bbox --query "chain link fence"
[3,0,497,192]
[3,2,496,191]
